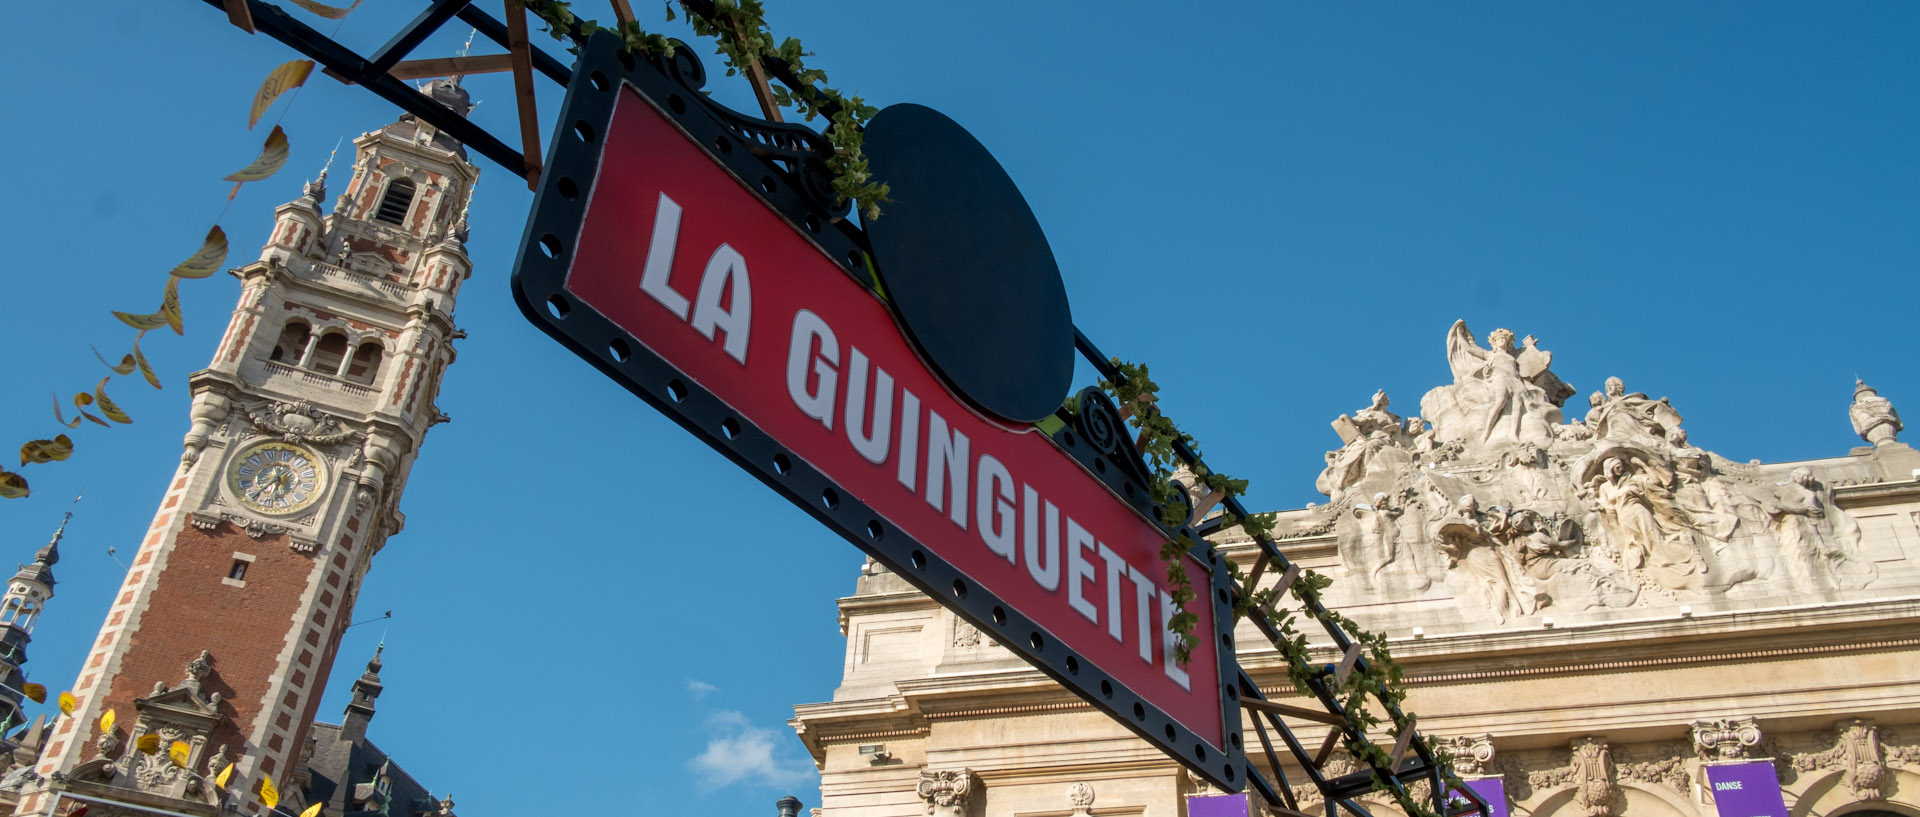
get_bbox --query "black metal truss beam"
[453,3,572,84]
[370,0,472,75]
[195,0,570,176]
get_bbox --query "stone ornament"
[1570,737,1617,817]
[1531,737,1618,817]
[916,768,975,817]
[1442,734,1497,777]
[1793,719,1888,800]
[1067,781,1095,816]
[1313,320,1879,624]
[1850,381,1902,446]
[246,399,360,446]
[1693,717,1763,761]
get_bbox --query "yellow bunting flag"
[160,277,183,335]
[226,127,293,199]
[286,0,361,19]
[59,392,109,429]
[215,762,235,789]
[250,60,314,129]
[94,347,137,375]
[259,773,280,809]
[112,276,183,333]
[20,435,74,466]
[0,470,27,500]
[99,708,115,735]
[132,336,162,389]
[111,309,170,332]
[56,691,74,716]
[299,801,324,817]
[22,683,45,703]
[168,740,190,768]
[170,225,230,280]
[93,379,133,425]
[136,733,160,755]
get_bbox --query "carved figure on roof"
[1345,493,1404,585]
[1422,321,1565,448]
[1579,451,1706,598]
[1768,467,1874,590]
[1586,377,1684,445]
[1333,390,1405,446]
[1435,497,1533,623]
[1311,320,1885,626]
[1850,380,1902,446]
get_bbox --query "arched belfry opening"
[375,178,416,225]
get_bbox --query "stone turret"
[0,510,66,740]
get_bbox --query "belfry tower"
[14,79,479,817]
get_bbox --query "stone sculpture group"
[1309,320,1892,623]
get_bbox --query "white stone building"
[791,321,1920,817]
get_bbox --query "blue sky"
[2,3,1916,815]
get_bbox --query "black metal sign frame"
[509,31,1249,791]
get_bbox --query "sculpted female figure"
[1421,320,1561,447]
[1587,455,1706,597]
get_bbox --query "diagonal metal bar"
[370,0,472,75]
[455,3,572,84]
[196,0,530,175]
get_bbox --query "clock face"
[229,442,327,515]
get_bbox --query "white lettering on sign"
[639,193,691,318]
[787,309,838,429]
[639,192,753,363]
[1715,782,1744,791]
[774,306,1196,684]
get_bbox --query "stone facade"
[5,81,476,817]
[792,320,1920,817]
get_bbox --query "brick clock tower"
[15,80,478,817]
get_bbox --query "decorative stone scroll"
[1692,717,1763,762]
[917,768,975,817]
[1792,719,1889,800]
[1313,320,1882,624]
[1441,734,1497,777]
[1528,737,1617,817]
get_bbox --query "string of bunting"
[0,4,360,499]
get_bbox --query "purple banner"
[1448,777,1508,817]
[1187,792,1252,817]
[1704,761,1789,817]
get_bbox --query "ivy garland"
[1099,359,1466,817]
[517,0,889,219]
[505,3,1463,812]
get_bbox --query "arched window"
[375,178,416,225]
[310,332,349,376]
[269,321,311,364]
[345,342,383,385]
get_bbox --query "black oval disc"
[862,103,1075,426]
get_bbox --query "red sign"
[567,86,1225,747]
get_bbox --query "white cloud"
[686,679,718,700]
[689,710,815,792]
